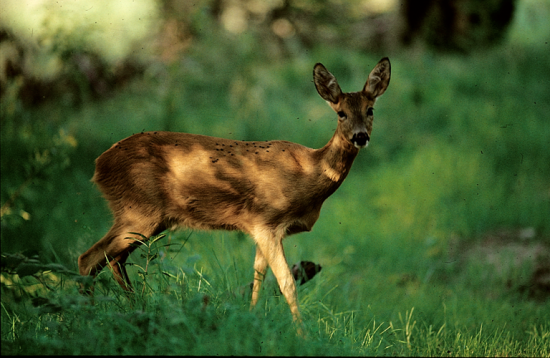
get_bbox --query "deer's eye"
[366,108,374,116]
[337,111,347,118]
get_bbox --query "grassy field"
[2,22,550,356]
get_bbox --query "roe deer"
[78,58,391,332]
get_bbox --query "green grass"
[2,26,550,356]
[1,234,548,355]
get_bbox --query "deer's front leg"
[253,233,303,332]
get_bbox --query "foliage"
[401,0,518,51]
[0,0,159,75]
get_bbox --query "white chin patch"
[354,141,369,149]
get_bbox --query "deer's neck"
[315,131,359,184]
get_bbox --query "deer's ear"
[363,57,391,99]
[313,63,342,104]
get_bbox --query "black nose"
[351,132,370,147]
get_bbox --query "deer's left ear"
[363,57,391,99]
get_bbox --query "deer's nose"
[351,132,370,148]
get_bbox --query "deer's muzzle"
[351,132,370,148]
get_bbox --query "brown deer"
[78,58,391,332]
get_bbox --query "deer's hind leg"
[78,212,164,292]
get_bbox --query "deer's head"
[313,58,391,149]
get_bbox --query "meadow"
[1,15,549,356]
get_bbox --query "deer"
[78,58,391,334]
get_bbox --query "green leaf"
[43,263,73,274]
[16,262,43,277]
[151,233,166,244]
[1,253,26,270]
[127,232,148,240]
[162,271,177,278]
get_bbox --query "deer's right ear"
[313,63,342,104]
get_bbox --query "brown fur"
[78,58,391,333]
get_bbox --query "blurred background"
[1,0,549,302]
